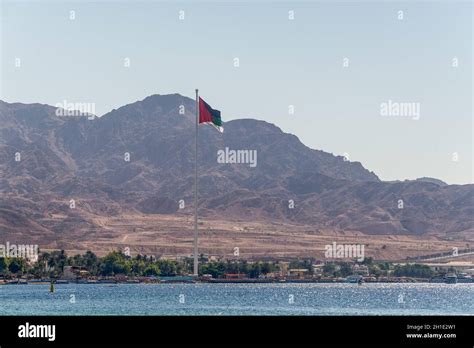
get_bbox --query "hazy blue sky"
[1,1,472,184]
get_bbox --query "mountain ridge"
[0,93,472,250]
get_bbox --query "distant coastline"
[1,250,472,285]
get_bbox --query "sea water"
[0,283,472,316]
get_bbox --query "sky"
[0,0,472,184]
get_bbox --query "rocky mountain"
[0,94,472,244]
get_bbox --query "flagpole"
[193,89,199,276]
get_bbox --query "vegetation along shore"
[0,250,472,285]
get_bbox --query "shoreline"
[1,278,471,285]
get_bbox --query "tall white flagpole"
[194,89,199,276]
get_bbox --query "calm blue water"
[0,283,472,315]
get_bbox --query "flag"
[199,97,223,132]
[193,91,222,276]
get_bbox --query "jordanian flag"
[199,97,223,133]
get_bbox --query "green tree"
[156,260,177,276]
[144,264,160,276]
[260,262,273,275]
[200,261,226,278]
[323,263,337,276]
[83,251,99,275]
[47,250,67,276]
[129,256,148,276]
[0,257,7,273]
[339,263,353,277]
[8,258,25,274]
[249,263,262,278]
[393,264,434,278]
[100,251,131,276]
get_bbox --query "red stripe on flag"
[198,97,213,124]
